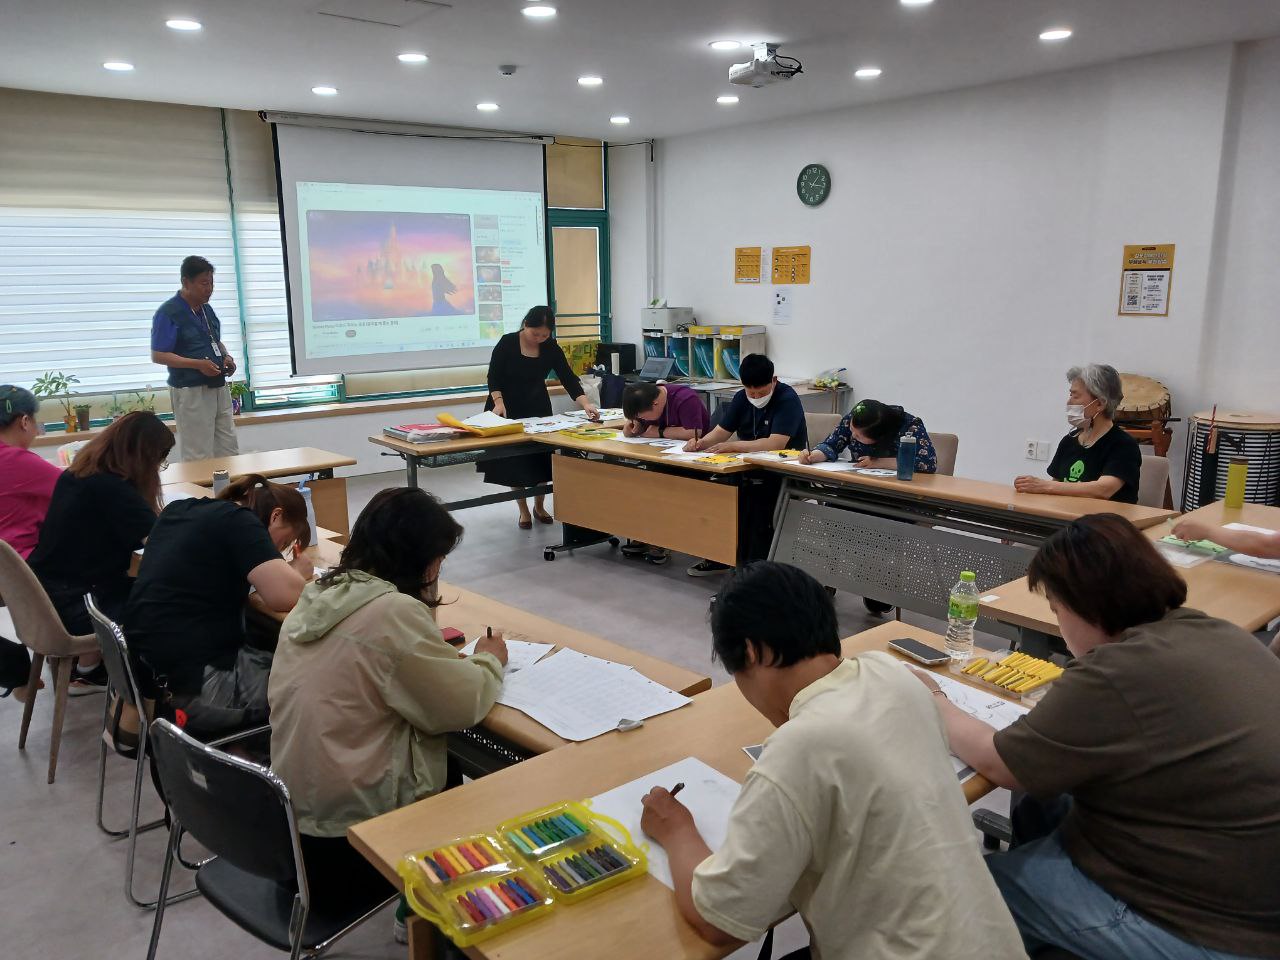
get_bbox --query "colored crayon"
[479,887,509,916]
[520,826,546,849]
[555,815,582,837]
[443,847,470,875]
[586,848,617,875]
[558,857,589,885]
[465,890,491,920]
[544,817,569,840]
[417,858,442,886]
[452,898,476,925]
[563,811,591,835]
[504,878,534,905]
[506,830,534,855]
[433,851,459,879]
[471,841,495,865]
[543,864,569,891]
[532,821,559,845]
[575,853,602,878]
[512,875,541,903]
[426,854,452,881]
[456,844,485,870]
[594,845,626,870]
[457,894,483,923]
[493,883,521,912]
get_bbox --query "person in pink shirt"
[0,385,61,701]
[619,382,712,565]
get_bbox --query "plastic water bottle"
[297,479,318,548]
[945,571,980,671]
[211,469,230,496]
[896,436,917,481]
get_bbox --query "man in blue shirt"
[151,256,239,461]
[682,354,808,575]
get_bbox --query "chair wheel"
[543,550,556,561]
[608,538,620,548]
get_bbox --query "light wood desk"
[160,446,356,536]
[349,621,1011,960]
[981,503,1280,637]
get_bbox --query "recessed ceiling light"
[610,115,630,125]
[312,85,338,96]
[103,61,135,72]
[854,67,882,79]
[709,40,741,51]
[577,75,603,87]
[716,95,739,105]
[165,18,202,31]
[900,0,934,6]
[1039,27,1072,41]
[522,4,556,18]
[476,102,499,111]
[398,52,428,63]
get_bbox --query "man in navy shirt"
[683,354,808,574]
[151,256,239,461]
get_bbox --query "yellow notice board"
[1119,244,1175,316]
[772,245,811,284]
[735,247,762,283]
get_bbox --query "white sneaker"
[393,917,408,944]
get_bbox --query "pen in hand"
[669,782,685,798]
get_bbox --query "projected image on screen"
[305,211,475,321]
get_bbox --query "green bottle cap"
[960,571,976,582]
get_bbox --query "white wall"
[612,41,1279,490]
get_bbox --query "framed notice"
[1119,244,1175,316]
[771,245,811,284]
[735,247,762,283]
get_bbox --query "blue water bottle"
[896,436,916,481]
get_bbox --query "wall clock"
[796,163,831,206]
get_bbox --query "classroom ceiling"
[1,0,1278,140]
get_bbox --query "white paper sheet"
[1228,553,1280,574]
[519,415,582,435]
[851,467,898,477]
[162,489,197,506]
[496,649,691,741]
[806,460,857,472]
[612,434,668,445]
[566,407,623,421]
[460,638,554,676]
[463,410,519,429]
[658,449,743,463]
[589,757,743,889]
[1224,522,1277,535]
[932,673,1030,780]
[1155,542,1212,569]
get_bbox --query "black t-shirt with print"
[1047,425,1142,504]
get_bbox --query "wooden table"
[766,462,1177,641]
[349,621,1012,960]
[160,446,357,536]
[981,502,1280,639]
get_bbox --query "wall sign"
[735,246,762,283]
[1119,244,1175,316]
[771,245,811,284]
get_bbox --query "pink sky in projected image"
[306,210,476,321]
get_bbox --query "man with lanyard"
[151,256,240,461]
[682,353,808,575]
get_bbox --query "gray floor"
[0,467,1008,959]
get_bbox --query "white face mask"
[747,390,773,410]
[1066,399,1096,429]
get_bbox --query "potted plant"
[228,381,249,415]
[106,394,127,421]
[128,391,156,413]
[31,371,80,432]
[74,401,92,431]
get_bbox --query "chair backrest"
[0,540,83,656]
[86,593,144,710]
[931,432,959,477]
[1138,454,1171,508]
[149,718,302,888]
[805,412,842,447]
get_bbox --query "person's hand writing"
[1171,519,1212,542]
[640,787,698,847]
[683,437,702,452]
[798,449,823,465]
[853,456,874,467]
[196,358,224,377]
[473,630,508,666]
[624,420,641,438]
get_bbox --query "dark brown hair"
[318,487,462,606]
[68,411,174,511]
[1028,513,1186,636]
[622,382,661,420]
[217,473,310,548]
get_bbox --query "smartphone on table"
[887,637,950,666]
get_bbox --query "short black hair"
[848,399,906,448]
[181,256,215,281]
[622,382,661,420]
[738,353,774,388]
[521,305,556,331]
[711,562,840,673]
[0,385,38,428]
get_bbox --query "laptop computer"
[637,356,678,382]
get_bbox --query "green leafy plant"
[106,394,127,419]
[128,391,156,413]
[228,382,249,400]
[31,371,80,419]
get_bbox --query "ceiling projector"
[729,43,803,88]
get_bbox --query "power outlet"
[1036,440,1052,461]
[1024,439,1038,460]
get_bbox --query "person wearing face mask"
[269,487,506,943]
[913,514,1280,960]
[1014,363,1141,504]
[480,306,599,529]
[683,354,808,575]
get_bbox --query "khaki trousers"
[170,385,239,462]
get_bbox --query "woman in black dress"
[481,306,599,528]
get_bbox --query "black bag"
[160,646,273,739]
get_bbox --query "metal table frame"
[380,440,552,511]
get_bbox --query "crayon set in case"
[398,832,554,947]
[496,800,646,903]
[399,802,647,945]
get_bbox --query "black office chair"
[146,718,396,960]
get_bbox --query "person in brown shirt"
[914,514,1280,960]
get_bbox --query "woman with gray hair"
[1014,363,1142,503]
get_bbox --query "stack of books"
[383,423,466,443]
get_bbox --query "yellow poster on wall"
[735,247,762,283]
[772,245,811,284]
[1118,244,1175,316]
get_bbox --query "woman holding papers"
[481,306,599,529]
[270,487,507,933]
[914,514,1280,960]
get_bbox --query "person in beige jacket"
[269,487,508,934]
